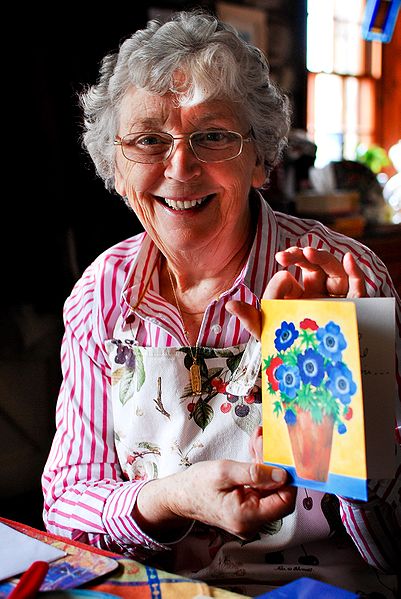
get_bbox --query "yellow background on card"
[261,300,366,480]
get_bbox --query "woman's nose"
[163,140,202,182]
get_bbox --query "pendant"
[190,362,202,395]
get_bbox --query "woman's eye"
[135,135,165,147]
[194,131,233,147]
[204,131,227,142]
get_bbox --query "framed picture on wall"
[217,2,268,54]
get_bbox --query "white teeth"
[164,196,209,210]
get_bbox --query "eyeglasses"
[113,130,252,164]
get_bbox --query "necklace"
[167,267,202,395]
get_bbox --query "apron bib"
[107,331,263,480]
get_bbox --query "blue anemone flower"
[326,362,357,404]
[274,321,299,351]
[338,423,347,435]
[316,321,347,362]
[297,348,325,386]
[276,364,301,399]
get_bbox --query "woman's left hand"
[226,248,367,339]
[271,247,367,300]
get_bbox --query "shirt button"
[211,324,222,334]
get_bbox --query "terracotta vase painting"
[286,408,334,482]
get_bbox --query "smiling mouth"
[157,194,214,211]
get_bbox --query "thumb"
[219,460,288,490]
[225,300,262,340]
[249,462,288,488]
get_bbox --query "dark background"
[1,1,306,527]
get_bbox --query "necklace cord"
[167,267,199,363]
[167,267,203,395]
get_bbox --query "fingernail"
[271,468,285,483]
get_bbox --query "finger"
[275,247,311,268]
[225,300,261,339]
[278,247,353,297]
[300,248,351,296]
[259,486,297,521]
[230,485,297,540]
[343,252,367,298]
[249,426,263,462]
[263,271,304,300]
[275,247,331,296]
[275,247,331,277]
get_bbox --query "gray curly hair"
[80,10,291,191]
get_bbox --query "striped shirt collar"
[120,191,280,323]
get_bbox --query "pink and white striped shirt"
[42,195,401,572]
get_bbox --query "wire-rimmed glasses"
[113,130,252,164]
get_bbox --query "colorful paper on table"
[0,524,118,597]
[261,298,395,500]
[0,522,66,581]
[0,519,246,599]
[38,546,118,592]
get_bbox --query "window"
[307,0,382,167]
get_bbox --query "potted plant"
[263,317,357,481]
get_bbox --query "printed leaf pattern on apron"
[110,339,146,404]
[133,347,145,391]
[193,399,214,431]
[178,346,262,432]
[119,367,136,405]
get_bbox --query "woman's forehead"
[118,87,245,131]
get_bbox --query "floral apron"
[106,314,396,598]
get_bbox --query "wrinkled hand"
[135,459,296,540]
[272,247,367,299]
[226,247,367,339]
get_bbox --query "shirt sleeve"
[41,265,169,559]
[338,456,401,573]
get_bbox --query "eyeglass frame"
[113,129,253,164]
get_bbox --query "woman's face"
[114,87,265,258]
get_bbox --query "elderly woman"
[42,10,401,598]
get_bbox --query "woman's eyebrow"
[195,112,237,126]
[127,113,238,132]
[128,117,166,131]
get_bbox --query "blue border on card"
[264,463,368,500]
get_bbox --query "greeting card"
[261,298,396,500]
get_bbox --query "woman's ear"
[114,164,127,197]
[251,160,267,189]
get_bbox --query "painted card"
[261,299,367,500]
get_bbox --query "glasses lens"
[121,133,172,163]
[191,130,242,162]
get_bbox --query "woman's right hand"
[134,458,295,541]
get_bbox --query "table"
[0,518,248,599]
